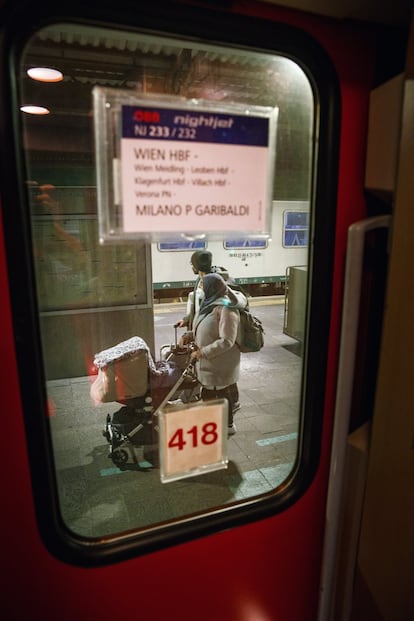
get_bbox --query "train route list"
[120,104,276,234]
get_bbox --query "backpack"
[203,272,264,353]
[227,284,264,353]
[236,307,265,353]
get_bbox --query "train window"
[2,4,339,563]
[158,240,207,251]
[283,211,310,247]
[223,239,268,249]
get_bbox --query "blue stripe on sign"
[122,105,269,146]
[256,432,298,446]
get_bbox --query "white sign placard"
[93,88,278,242]
[158,399,228,483]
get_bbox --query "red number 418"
[168,422,218,451]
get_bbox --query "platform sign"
[158,399,228,483]
[93,87,278,242]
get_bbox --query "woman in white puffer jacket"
[189,272,241,435]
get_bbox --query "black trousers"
[201,386,235,426]
[229,383,239,403]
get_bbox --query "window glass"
[19,22,314,539]
[158,240,207,251]
[283,210,310,247]
[223,239,268,249]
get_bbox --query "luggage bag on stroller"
[159,325,201,403]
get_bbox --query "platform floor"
[47,296,303,538]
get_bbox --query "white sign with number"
[158,399,228,483]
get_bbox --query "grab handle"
[317,215,392,621]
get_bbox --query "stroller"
[90,336,199,468]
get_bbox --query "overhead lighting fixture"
[20,105,50,115]
[27,67,63,82]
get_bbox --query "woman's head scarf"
[198,273,229,316]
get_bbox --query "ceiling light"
[20,105,50,115]
[27,67,63,82]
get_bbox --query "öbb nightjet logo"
[133,110,160,123]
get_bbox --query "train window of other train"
[7,10,338,561]
[223,239,268,249]
[283,211,310,247]
[158,240,207,251]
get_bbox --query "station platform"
[47,296,302,538]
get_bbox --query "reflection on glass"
[19,23,314,538]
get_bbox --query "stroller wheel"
[112,448,129,465]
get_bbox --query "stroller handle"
[152,358,198,417]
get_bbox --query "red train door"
[0,1,394,619]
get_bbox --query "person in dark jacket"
[176,250,212,330]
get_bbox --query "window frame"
[0,1,340,566]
